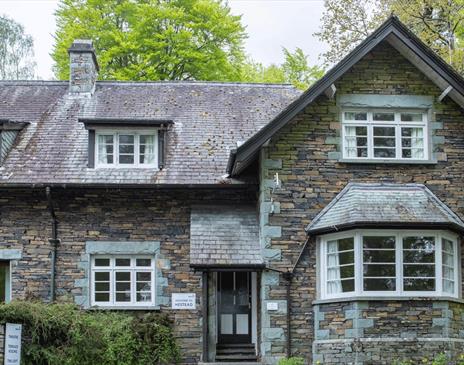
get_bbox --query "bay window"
[342,110,428,160]
[90,256,155,307]
[319,230,459,300]
[96,131,157,168]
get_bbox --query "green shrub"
[278,357,305,365]
[0,301,180,365]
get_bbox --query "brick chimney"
[68,39,99,95]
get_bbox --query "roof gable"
[228,16,464,176]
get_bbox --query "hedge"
[0,301,180,365]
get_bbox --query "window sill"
[91,166,159,170]
[338,158,437,165]
[313,296,463,305]
[87,305,161,311]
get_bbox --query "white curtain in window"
[344,127,357,158]
[140,135,156,164]
[442,238,455,294]
[411,128,424,159]
[327,240,342,294]
[98,135,113,164]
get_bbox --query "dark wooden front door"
[218,272,251,344]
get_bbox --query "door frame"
[216,271,258,345]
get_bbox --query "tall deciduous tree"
[315,0,388,65]
[316,0,464,73]
[0,15,36,80]
[282,47,325,90]
[242,48,324,90]
[52,0,247,81]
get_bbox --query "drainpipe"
[283,271,292,358]
[285,235,312,358]
[45,187,59,302]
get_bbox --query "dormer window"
[79,118,171,169]
[96,131,157,168]
[342,110,428,161]
[0,120,28,165]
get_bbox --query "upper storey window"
[342,110,428,161]
[96,131,158,168]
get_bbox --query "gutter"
[0,182,255,189]
[45,187,60,302]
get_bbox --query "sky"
[0,0,327,80]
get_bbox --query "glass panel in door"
[218,272,251,344]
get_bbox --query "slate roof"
[0,81,300,186]
[227,15,464,176]
[306,183,464,234]
[190,205,263,268]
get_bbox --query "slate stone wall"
[0,187,256,364]
[313,300,464,364]
[260,40,464,363]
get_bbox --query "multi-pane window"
[96,131,157,167]
[91,256,155,307]
[342,111,428,160]
[326,237,355,295]
[319,230,458,299]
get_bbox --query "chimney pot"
[68,39,99,95]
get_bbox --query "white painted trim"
[341,109,429,161]
[318,229,460,300]
[90,255,156,308]
[438,85,453,102]
[95,129,159,169]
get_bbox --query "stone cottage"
[1,16,464,364]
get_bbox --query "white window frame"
[341,110,429,161]
[95,129,158,168]
[90,255,156,308]
[319,229,459,300]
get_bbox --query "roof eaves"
[228,15,464,176]
[307,221,464,235]
[78,117,174,129]
[305,182,354,232]
[422,185,464,229]
[228,17,398,176]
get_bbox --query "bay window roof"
[306,183,464,235]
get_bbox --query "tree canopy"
[53,0,247,81]
[0,15,36,80]
[241,47,324,90]
[52,0,324,88]
[316,0,464,74]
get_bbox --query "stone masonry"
[0,187,256,364]
[313,300,464,364]
[260,40,464,363]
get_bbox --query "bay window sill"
[313,296,464,305]
[338,158,438,165]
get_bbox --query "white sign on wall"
[4,323,22,365]
[172,293,196,309]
